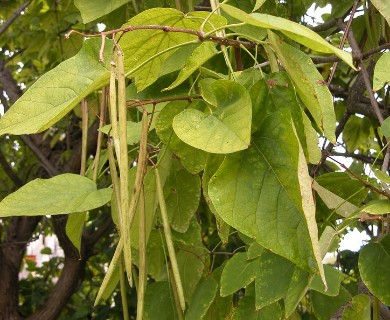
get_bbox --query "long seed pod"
[116,49,133,286]
[136,185,147,320]
[155,167,186,311]
[108,60,121,163]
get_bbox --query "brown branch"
[0,147,23,187]
[66,25,255,49]
[331,152,383,165]
[0,0,32,36]
[359,216,390,222]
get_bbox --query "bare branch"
[0,0,32,36]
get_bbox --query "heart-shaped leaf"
[173,80,252,154]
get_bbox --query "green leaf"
[311,286,351,320]
[220,252,259,296]
[342,294,371,320]
[202,154,230,243]
[232,295,283,320]
[268,32,336,142]
[209,110,322,273]
[74,0,130,23]
[343,115,373,152]
[173,80,252,154]
[120,9,226,91]
[185,277,218,320]
[165,42,220,91]
[373,52,390,91]
[164,166,201,233]
[284,268,310,317]
[155,101,207,174]
[370,0,390,28]
[143,282,176,320]
[221,249,309,310]
[359,235,390,305]
[66,212,86,254]
[310,265,342,296]
[0,174,112,217]
[220,4,354,68]
[253,0,266,11]
[0,38,111,136]
[249,72,320,163]
[381,116,390,138]
[374,169,390,184]
[360,199,390,215]
[312,181,360,218]
[177,245,205,302]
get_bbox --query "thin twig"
[0,0,32,36]
[65,25,255,49]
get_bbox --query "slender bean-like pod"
[136,186,146,320]
[107,140,122,228]
[109,60,121,163]
[116,49,133,286]
[94,237,124,306]
[93,86,107,182]
[168,265,184,320]
[80,98,88,176]
[155,167,186,311]
[120,262,130,320]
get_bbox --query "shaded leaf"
[173,80,252,154]
[185,277,218,320]
[0,39,111,135]
[373,52,390,91]
[0,174,112,217]
[268,32,336,142]
[143,282,177,320]
[342,294,371,320]
[310,265,342,296]
[66,212,86,253]
[370,0,390,28]
[381,116,390,138]
[155,101,208,173]
[165,166,201,233]
[74,0,130,23]
[311,286,351,320]
[359,235,390,305]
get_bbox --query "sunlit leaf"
[380,116,390,138]
[373,52,390,91]
[359,199,390,215]
[119,9,226,91]
[165,42,220,91]
[173,80,252,154]
[220,4,354,68]
[0,174,112,217]
[209,109,322,273]
[0,39,111,135]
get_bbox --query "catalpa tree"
[0,0,389,319]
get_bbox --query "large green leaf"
[0,174,112,217]
[74,0,130,23]
[119,9,226,91]
[155,101,208,174]
[342,295,371,320]
[209,109,322,274]
[0,38,111,136]
[371,0,390,27]
[373,52,390,91]
[309,265,342,296]
[185,277,218,320]
[220,4,354,68]
[268,32,336,142]
[164,165,201,233]
[359,235,390,305]
[173,80,252,154]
